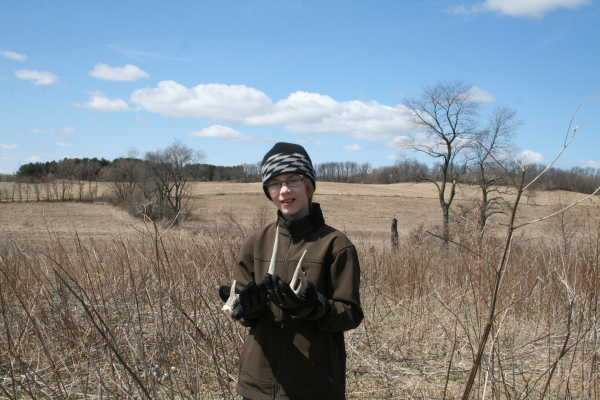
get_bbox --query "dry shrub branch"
[0,224,245,399]
[0,207,598,398]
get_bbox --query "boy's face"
[266,173,310,221]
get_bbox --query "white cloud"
[187,125,272,142]
[585,92,600,102]
[1,50,28,62]
[0,143,19,150]
[388,135,413,148]
[29,128,56,134]
[0,153,17,161]
[469,86,495,103]
[29,127,73,134]
[136,115,147,125]
[25,156,42,163]
[0,76,6,80]
[71,91,133,113]
[131,81,272,119]
[296,138,323,147]
[447,5,473,14]
[54,142,72,147]
[87,117,112,124]
[485,0,590,17]
[89,63,150,81]
[518,149,545,164]
[579,160,600,169]
[131,80,414,141]
[389,132,473,154]
[108,45,172,61]
[383,154,404,160]
[14,69,58,85]
[449,0,591,18]
[57,136,66,140]
[342,144,363,151]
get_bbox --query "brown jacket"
[234,203,363,400]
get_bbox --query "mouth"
[281,198,295,206]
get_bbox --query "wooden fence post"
[391,217,399,248]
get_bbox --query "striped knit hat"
[261,142,316,200]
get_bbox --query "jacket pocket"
[279,319,331,388]
[238,319,279,388]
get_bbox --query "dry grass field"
[1,181,599,399]
[2,181,598,240]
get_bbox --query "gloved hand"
[219,281,268,321]
[263,274,330,319]
[237,280,269,320]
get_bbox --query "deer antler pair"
[222,226,308,317]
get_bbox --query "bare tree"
[144,140,206,223]
[54,158,76,201]
[82,160,101,200]
[397,80,479,242]
[459,108,600,400]
[472,105,522,235]
[106,149,143,202]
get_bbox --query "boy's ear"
[304,178,315,200]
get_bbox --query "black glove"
[263,274,330,319]
[236,281,268,320]
[219,281,268,321]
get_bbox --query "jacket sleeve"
[317,245,363,332]
[235,233,256,287]
[234,233,257,327]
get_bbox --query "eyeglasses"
[265,177,304,191]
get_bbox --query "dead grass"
[1,213,599,399]
[3,180,598,203]
[188,180,600,206]
[0,202,142,240]
[4,181,597,242]
[1,182,599,399]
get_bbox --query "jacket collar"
[277,202,325,240]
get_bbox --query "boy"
[223,142,363,400]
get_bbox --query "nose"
[279,184,292,195]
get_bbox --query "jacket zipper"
[273,228,294,400]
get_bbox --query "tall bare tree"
[397,80,479,242]
[144,140,206,223]
[472,105,522,235]
[105,149,143,202]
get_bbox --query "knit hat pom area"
[261,142,316,200]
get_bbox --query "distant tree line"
[14,157,262,183]
[514,164,600,193]
[314,160,432,184]
[11,155,600,195]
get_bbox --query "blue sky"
[1,0,599,174]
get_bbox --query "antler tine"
[290,250,308,296]
[221,280,239,317]
[267,225,279,275]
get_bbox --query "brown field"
[2,181,599,241]
[1,182,599,399]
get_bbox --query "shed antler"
[222,225,308,318]
[221,280,239,317]
[268,226,307,296]
[289,250,308,295]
